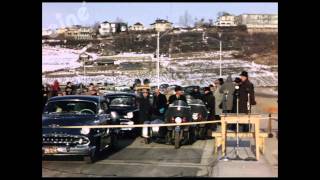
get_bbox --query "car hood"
[42,114,98,126]
[107,106,137,115]
[42,114,99,135]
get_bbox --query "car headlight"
[111,111,117,119]
[175,117,182,124]
[124,112,134,119]
[192,113,198,120]
[80,127,90,135]
[127,121,134,125]
[152,126,159,132]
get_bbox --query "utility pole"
[157,31,160,89]
[219,32,222,77]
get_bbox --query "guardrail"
[43,113,278,138]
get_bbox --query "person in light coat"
[213,78,224,120]
[219,75,235,113]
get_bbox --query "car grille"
[42,134,90,146]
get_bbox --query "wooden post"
[255,119,260,161]
[268,113,274,138]
[221,120,226,157]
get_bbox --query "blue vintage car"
[42,95,120,163]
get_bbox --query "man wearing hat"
[202,87,215,120]
[139,89,153,122]
[168,86,187,105]
[238,71,257,132]
[238,71,256,113]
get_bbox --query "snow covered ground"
[42,46,98,72]
[42,47,278,87]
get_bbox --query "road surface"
[43,134,277,177]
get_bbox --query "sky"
[42,2,278,29]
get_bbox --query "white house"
[99,21,112,36]
[65,26,93,40]
[42,29,54,36]
[129,22,145,31]
[99,21,128,36]
[215,15,237,27]
[150,19,173,32]
[235,14,278,33]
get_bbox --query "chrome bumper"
[42,145,96,156]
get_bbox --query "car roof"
[48,95,105,103]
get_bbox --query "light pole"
[156,29,171,89]
[218,32,222,77]
[157,31,160,89]
[207,33,223,77]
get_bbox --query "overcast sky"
[42,2,278,29]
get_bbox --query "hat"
[239,71,248,77]
[204,87,210,92]
[234,77,241,83]
[175,86,182,92]
[218,78,224,85]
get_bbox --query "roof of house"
[150,19,173,25]
[134,22,143,26]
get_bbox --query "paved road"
[42,136,217,177]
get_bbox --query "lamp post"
[218,32,222,77]
[207,32,223,77]
[157,31,160,89]
[156,29,171,89]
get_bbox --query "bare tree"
[179,10,193,27]
[209,19,213,26]
[217,11,231,17]
[92,21,100,33]
[114,17,124,23]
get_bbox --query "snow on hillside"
[42,47,278,87]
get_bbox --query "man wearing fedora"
[238,71,257,132]
[168,86,187,105]
[238,71,256,113]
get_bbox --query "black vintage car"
[105,93,140,135]
[42,95,120,163]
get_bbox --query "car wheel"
[84,152,96,164]
[174,131,180,149]
[110,133,119,151]
[144,138,150,144]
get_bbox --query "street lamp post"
[157,31,160,89]
[219,32,222,77]
[156,29,171,89]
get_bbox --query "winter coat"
[238,79,256,113]
[152,93,168,116]
[220,75,236,111]
[139,96,153,123]
[51,82,61,97]
[190,91,202,100]
[213,86,223,115]
[64,85,73,95]
[202,92,215,120]
[168,94,187,104]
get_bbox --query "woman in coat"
[213,79,224,120]
[220,75,235,113]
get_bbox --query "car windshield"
[108,96,135,107]
[44,100,98,115]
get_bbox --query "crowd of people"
[135,71,256,141]
[42,70,256,136]
[42,80,100,108]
